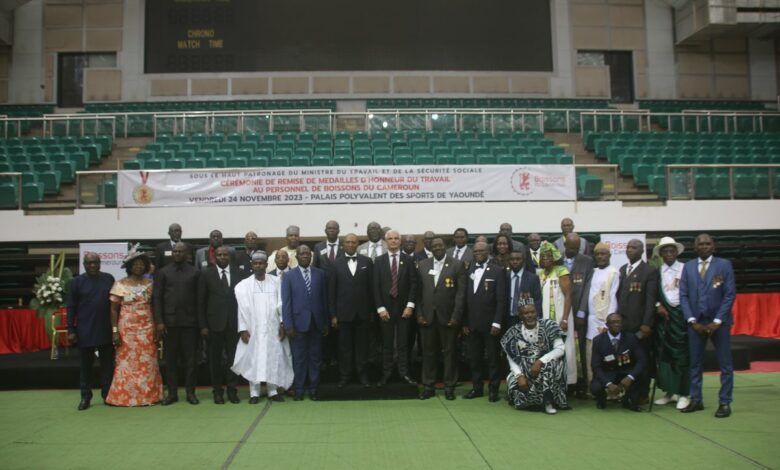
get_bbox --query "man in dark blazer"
[617,239,658,400]
[195,229,235,270]
[564,233,594,396]
[67,252,115,410]
[328,233,373,387]
[505,250,542,327]
[372,229,418,386]
[525,233,542,273]
[267,250,291,278]
[153,242,201,405]
[591,313,647,411]
[446,227,474,270]
[313,220,342,271]
[679,234,736,418]
[233,231,259,276]
[414,231,435,262]
[154,223,194,268]
[416,238,467,400]
[197,246,247,404]
[282,245,328,401]
[462,241,507,402]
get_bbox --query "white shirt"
[433,257,445,285]
[453,246,465,260]
[377,250,415,313]
[585,266,620,340]
[424,248,433,259]
[698,256,713,275]
[472,261,487,294]
[625,260,642,277]
[369,241,383,258]
[346,255,358,276]
[661,261,683,307]
[219,267,231,286]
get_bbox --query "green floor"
[1,373,778,469]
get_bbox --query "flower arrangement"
[29,252,73,318]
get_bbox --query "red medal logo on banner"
[132,172,154,205]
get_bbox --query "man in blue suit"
[679,234,736,418]
[506,251,542,326]
[282,245,329,401]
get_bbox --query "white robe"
[541,269,577,385]
[231,275,294,389]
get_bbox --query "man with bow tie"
[462,241,507,402]
[328,233,374,388]
[416,238,467,400]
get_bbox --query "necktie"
[454,248,461,260]
[699,260,708,279]
[328,244,336,262]
[611,337,619,352]
[303,268,311,294]
[511,273,520,316]
[221,269,229,289]
[627,264,633,276]
[370,244,378,260]
[390,254,398,297]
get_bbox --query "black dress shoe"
[444,388,455,401]
[161,396,178,406]
[293,393,304,401]
[463,389,484,399]
[402,375,416,386]
[213,393,225,405]
[681,400,704,413]
[622,400,642,412]
[596,399,606,409]
[420,387,436,400]
[186,393,200,405]
[360,373,371,388]
[377,374,391,387]
[270,394,285,402]
[488,390,500,402]
[337,379,348,388]
[248,396,260,405]
[77,399,90,411]
[309,391,319,401]
[715,404,731,418]
[227,390,240,404]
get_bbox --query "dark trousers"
[164,326,198,396]
[338,318,369,381]
[591,372,640,404]
[467,329,501,390]
[380,315,412,377]
[291,328,322,394]
[420,321,459,388]
[79,344,114,400]
[208,328,239,393]
[689,323,733,404]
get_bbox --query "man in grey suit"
[565,233,594,396]
[446,227,474,270]
[554,218,590,255]
[358,221,388,261]
[416,238,467,401]
[195,229,235,270]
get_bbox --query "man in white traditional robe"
[577,242,619,385]
[232,251,294,403]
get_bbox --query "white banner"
[117,165,576,208]
[599,234,647,270]
[79,243,128,281]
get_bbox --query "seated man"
[500,304,569,415]
[590,313,646,411]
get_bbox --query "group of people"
[66,218,737,418]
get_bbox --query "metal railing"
[0,115,117,139]
[581,110,780,134]
[0,171,23,210]
[664,164,779,200]
[75,170,117,209]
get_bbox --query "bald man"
[553,218,590,255]
[313,220,343,270]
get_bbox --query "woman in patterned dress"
[501,303,568,414]
[105,249,164,406]
[538,241,577,386]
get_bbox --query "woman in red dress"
[105,249,163,406]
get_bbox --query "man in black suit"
[414,231,435,262]
[402,234,417,257]
[267,250,291,278]
[506,250,542,327]
[617,239,658,401]
[525,233,542,272]
[233,231,259,275]
[153,242,201,405]
[591,313,647,411]
[313,220,342,271]
[564,233,594,396]
[446,227,473,270]
[154,223,193,268]
[416,238,466,400]
[328,233,374,387]
[463,241,507,402]
[198,246,247,404]
[372,229,417,386]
